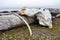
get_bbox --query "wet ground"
[0,18,60,40]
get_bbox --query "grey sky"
[0,0,60,9]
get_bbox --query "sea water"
[0,8,20,12]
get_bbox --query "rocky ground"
[0,18,60,40]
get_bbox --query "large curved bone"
[13,13,33,36]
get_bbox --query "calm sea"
[0,8,20,12]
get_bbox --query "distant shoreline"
[0,10,18,13]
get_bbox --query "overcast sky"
[0,0,60,9]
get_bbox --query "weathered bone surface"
[0,14,34,30]
[0,8,60,30]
